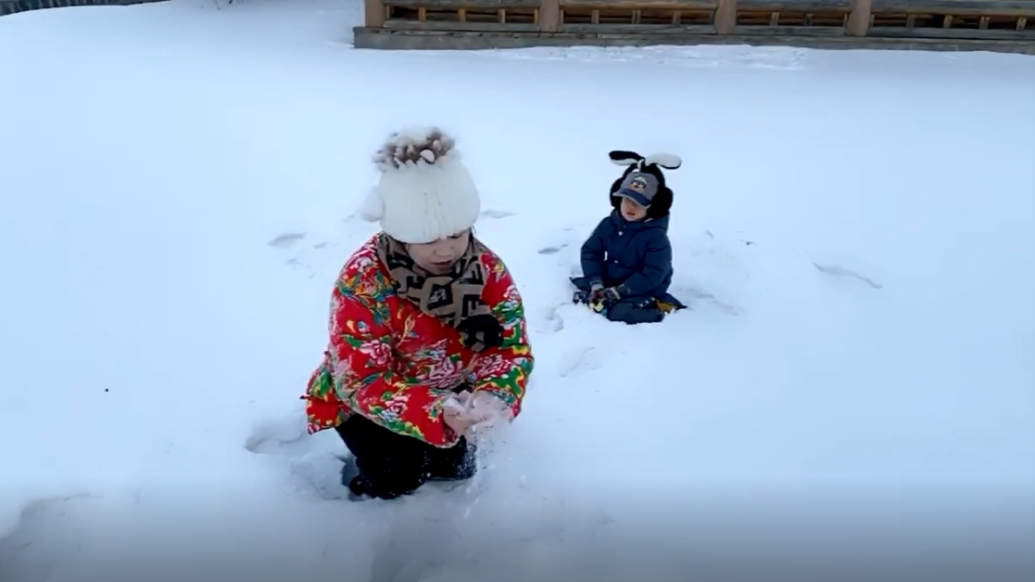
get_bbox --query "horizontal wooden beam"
[870,0,1035,17]
[384,19,541,30]
[559,23,718,32]
[868,26,1035,40]
[0,0,164,17]
[732,23,849,34]
[384,0,541,7]
[737,0,854,9]
[560,0,717,8]
[353,25,1035,54]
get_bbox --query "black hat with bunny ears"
[607,150,682,220]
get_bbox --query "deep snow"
[1,0,1034,579]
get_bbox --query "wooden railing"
[0,0,162,17]
[354,0,1035,52]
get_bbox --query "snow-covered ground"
[2,0,1034,579]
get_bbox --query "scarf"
[376,232,497,351]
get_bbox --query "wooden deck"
[352,0,1035,53]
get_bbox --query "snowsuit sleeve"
[579,218,611,288]
[305,260,452,445]
[619,230,672,298]
[469,255,535,419]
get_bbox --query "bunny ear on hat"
[644,153,682,170]
[609,150,682,171]
[609,150,645,166]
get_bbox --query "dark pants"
[606,300,666,324]
[569,276,677,325]
[334,412,477,499]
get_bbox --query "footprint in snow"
[536,243,569,255]
[543,305,565,333]
[679,288,743,316]
[812,262,884,290]
[480,209,516,219]
[285,258,319,279]
[267,232,307,248]
[244,414,310,455]
[246,415,358,500]
[286,452,356,501]
[268,231,338,279]
[556,345,605,378]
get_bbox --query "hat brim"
[616,188,651,207]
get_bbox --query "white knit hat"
[358,126,481,244]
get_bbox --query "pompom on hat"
[359,126,481,244]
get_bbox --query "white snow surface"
[1,0,1034,579]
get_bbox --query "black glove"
[457,314,504,352]
[598,286,622,307]
[450,380,473,394]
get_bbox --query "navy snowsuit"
[572,210,684,324]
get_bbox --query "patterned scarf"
[376,232,495,348]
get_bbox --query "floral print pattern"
[303,234,535,448]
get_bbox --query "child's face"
[620,196,648,221]
[406,229,471,274]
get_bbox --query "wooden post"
[714,0,737,35]
[846,0,872,36]
[540,0,561,32]
[365,0,387,28]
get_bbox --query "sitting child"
[571,150,687,324]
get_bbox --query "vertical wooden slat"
[846,0,872,36]
[363,0,386,27]
[539,0,560,31]
[714,0,737,34]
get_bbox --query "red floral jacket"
[303,234,534,448]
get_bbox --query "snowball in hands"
[443,391,512,437]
